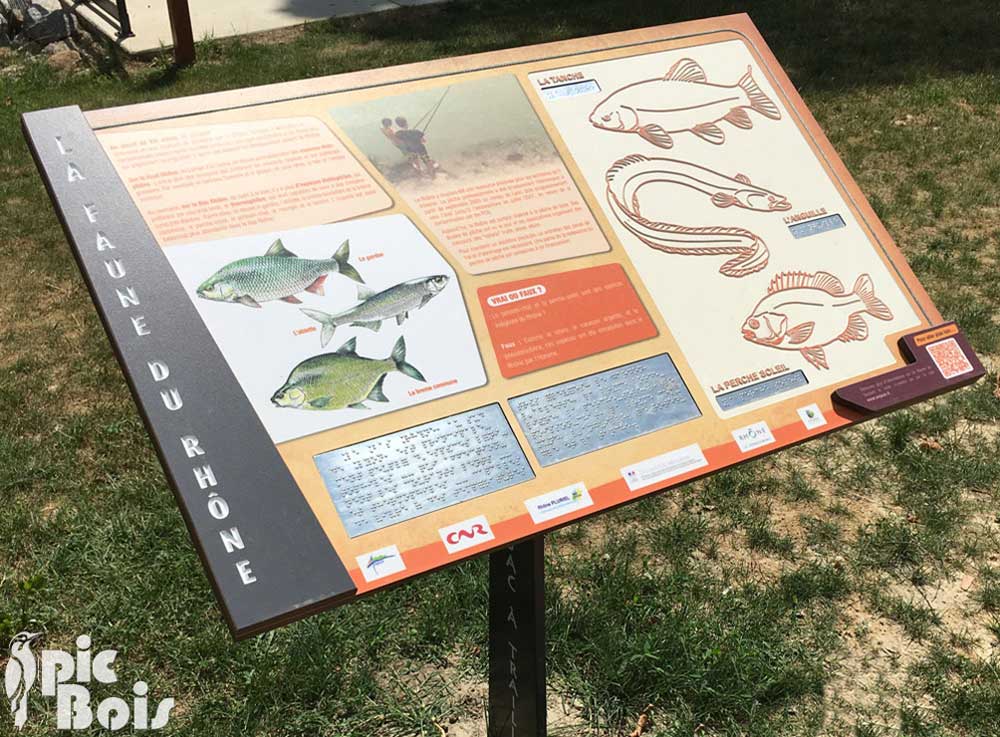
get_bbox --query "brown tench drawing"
[741,272,894,369]
[589,57,781,148]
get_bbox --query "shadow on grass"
[316,0,1000,90]
[139,62,182,92]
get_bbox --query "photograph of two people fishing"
[331,74,564,193]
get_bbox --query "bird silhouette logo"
[5,631,42,730]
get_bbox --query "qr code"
[927,337,973,379]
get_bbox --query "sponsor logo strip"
[439,515,495,554]
[732,421,776,452]
[356,545,406,583]
[621,444,708,492]
[797,403,828,430]
[524,483,593,524]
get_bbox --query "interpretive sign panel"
[24,14,983,637]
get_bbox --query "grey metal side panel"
[22,105,356,639]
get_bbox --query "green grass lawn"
[2,1,1000,735]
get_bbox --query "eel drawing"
[605,154,792,278]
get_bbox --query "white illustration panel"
[164,214,487,443]
[529,40,922,418]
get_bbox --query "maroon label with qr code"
[833,322,985,414]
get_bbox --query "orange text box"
[478,264,657,378]
[914,322,958,347]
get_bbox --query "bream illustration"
[197,239,364,308]
[605,154,791,277]
[300,275,450,347]
[271,336,425,410]
[589,57,781,148]
[741,271,894,369]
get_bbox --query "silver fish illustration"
[197,239,364,309]
[271,336,425,411]
[589,57,781,148]
[741,272,894,369]
[605,154,790,277]
[300,275,450,347]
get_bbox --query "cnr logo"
[445,523,488,545]
[439,516,495,554]
[4,632,174,731]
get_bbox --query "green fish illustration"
[271,336,425,411]
[300,275,450,347]
[197,239,364,309]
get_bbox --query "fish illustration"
[606,154,790,277]
[741,272,894,369]
[197,239,364,309]
[271,335,425,410]
[300,275,450,347]
[589,58,781,148]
